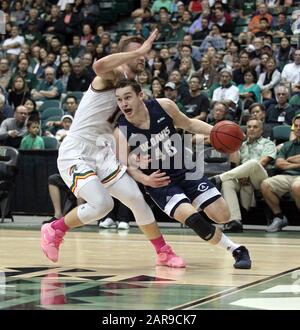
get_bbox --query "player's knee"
[214,208,230,224]
[184,213,215,241]
[98,195,114,216]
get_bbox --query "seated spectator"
[196,55,219,91]
[137,69,152,99]
[67,58,93,92]
[281,49,300,89]
[0,58,11,90]
[261,115,300,232]
[55,115,73,143]
[0,105,28,148]
[257,58,281,100]
[199,24,226,55]
[249,102,273,138]
[207,101,229,125]
[7,76,30,110]
[131,0,151,19]
[266,85,296,126]
[275,37,294,72]
[1,25,25,63]
[248,3,273,35]
[211,118,277,232]
[20,120,44,150]
[212,68,239,119]
[31,66,64,102]
[7,58,38,91]
[163,82,184,111]
[23,98,39,122]
[56,61,72,92]
[150,77,165,98]
[238,69,261,109]
[0,94,14,124]
[181,75,209,121]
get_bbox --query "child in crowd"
[55,115,73,143]
[20,120,45,150]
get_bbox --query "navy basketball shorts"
[145,173,221,217]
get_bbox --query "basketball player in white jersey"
[41,29,186,268]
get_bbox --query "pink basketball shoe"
[41,223,65,263]
[156,244,186,268]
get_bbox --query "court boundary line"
[170,266,300,310]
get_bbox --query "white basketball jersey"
[68,85,117,143]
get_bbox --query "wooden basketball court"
[1,224,300,310]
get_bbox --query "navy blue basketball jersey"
[118,99,187,177]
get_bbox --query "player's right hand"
[145,170,171,188]
[136,28,159,56]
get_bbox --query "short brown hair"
[118,35,144,52]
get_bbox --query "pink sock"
[51,217,69,233]
[150,235,166,254]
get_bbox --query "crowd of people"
[0,0,300,233]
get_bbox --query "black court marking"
[170,266,300,310]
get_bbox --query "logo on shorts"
[157,117,165,123]
[198,182,209,192]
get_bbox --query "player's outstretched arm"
[92,29,159,77]
[157,98,213,136]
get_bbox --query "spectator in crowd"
[257,58,281,100]
[248,3,273,34]
[168,69,190,101]
[23,98,39,122]
[181,75,210,121]
[207,101,229,126]
[151,0,173,14]
[131,0,151,19]
[275,37,294,72]
[163,81,183,111]
[20,120,44,150]
[31,66,64,101]
[0,94,13,124]
[196,55,219,91]
[69,35,86,60]
[167,16,186,45]
[137,69,152,99]
[232,51,251,86]
[8,75,30,110]
[212,68,239,119]
[67,58,93,92]
[8,57,38,91]
[210,118,277,232]
[43,5,66,44]
[150,77,165,98]
[261,115,300,232]
[56,61,72,91]
[238,69,261,108]
[266,85,296,126]
[249,102,273,138]
[1,25,25,62]
[281,49,300,88]
[0,105,28,148]
[0,58,11,90]
[55,115,73,143]
[159,46,176,75]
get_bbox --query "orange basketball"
[210,121,244,153]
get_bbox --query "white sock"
[217,233,240,253]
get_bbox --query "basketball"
[210,121,244,153]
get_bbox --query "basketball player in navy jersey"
[115,79,252,269]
